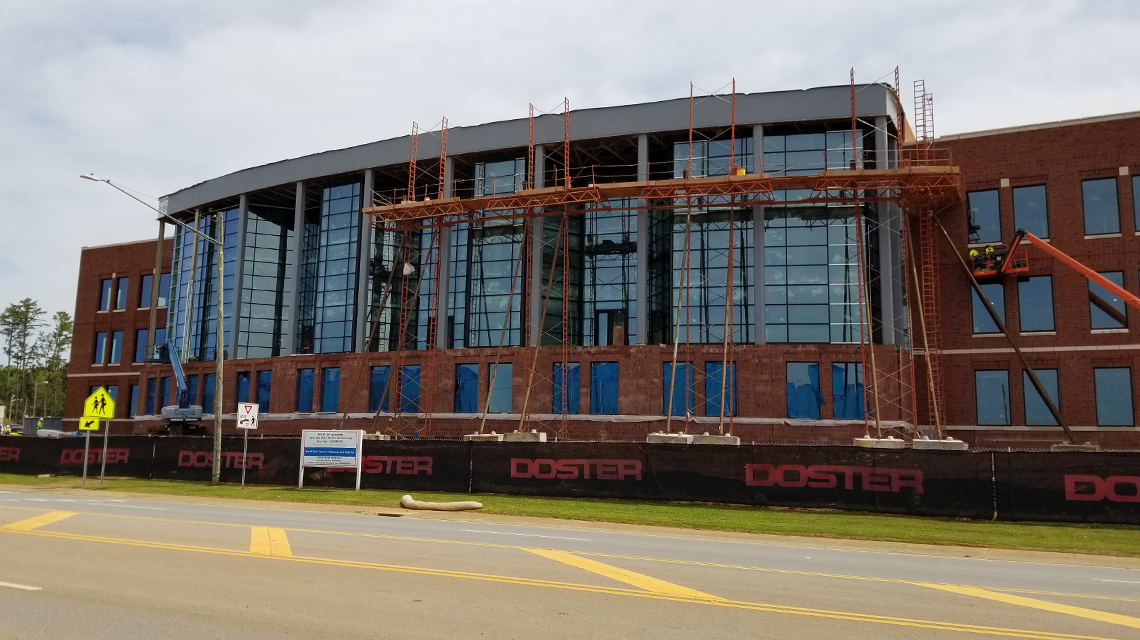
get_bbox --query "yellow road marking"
[1,510,77,532]
[0,526,1120,640]
[249,527,292,557]
[0,581,42,591]
[922,583,1140,632]
[526,548,721,601]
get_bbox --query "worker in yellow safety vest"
[969,248,980,268]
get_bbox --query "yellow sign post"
[81,387,115,487]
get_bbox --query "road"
[1,487,1138,639]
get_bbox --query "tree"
[34,311,72,417]
[0,299,46,420]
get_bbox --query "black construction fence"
[1,437,1136,525]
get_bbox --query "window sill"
[1084,233,1122,239]
[112,308,125,313]
[96,310,109,314]
[967,242,1003,248]
[1019,331,1056,336]
[971,333,1006,338]
[1091,328,1129,334]
[137,306,150,311]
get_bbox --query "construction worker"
[984,245,996,269]
[969,248,980,269]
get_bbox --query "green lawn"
[2,474,1137,558]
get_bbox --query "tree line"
[1,298,71,424]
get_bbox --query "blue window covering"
[257,371,272,409]
[139,274,152,307]
[109,331,122,364]
[369,366,392,413]
[320,368,340,412]
[704,362,736,417]
[186,375,198,406]
[236,372,250,404]
[662,362,694,416]
[145,379,157,415]
[590,362,618,414]
[401,365,420,413]
[552,363,580,414]
[134,329,147,363]
[99,279,112,311]
[94,332,106,364]
[159,377,171,409]
[488,363,512,413]
[128,385,139,418]
[786,362,823,419]
[831,362,864,420]
[295,369,313,412]
[203,374,215,412]
[454,364,478,413]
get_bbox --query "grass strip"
[2,474,1138,558]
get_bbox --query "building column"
[283,181,304,355]
[436,161,454,349]
[635,134,649,346]
[355,169,374,352]
[752,124,766,345]
[230,194,249,360]
[529,145,545,346]
[873,116,898,344]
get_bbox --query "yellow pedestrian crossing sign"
[84,387,115,419]
[79,416,100,431]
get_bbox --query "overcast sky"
[1,0,1137,323]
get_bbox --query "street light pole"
[81,174,227,486]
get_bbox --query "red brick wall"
[931,115,1140,435]
[65,238,172,429]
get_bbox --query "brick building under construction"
[65,79,1140,448]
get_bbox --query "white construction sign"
[298,429,364,490]
[237,403,259,430]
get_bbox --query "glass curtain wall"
[237,204,294,358]
[762,128,870,344]
[297,183,360,354]
[649,137,754,344]
[168,209,239,361]
[449,159,526,348]
[539,211,582,346]
[583,198,637,346]
[368,224,431,351]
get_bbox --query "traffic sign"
[79,416,100,431]
[83,387,115,419]
[237,403,259,430]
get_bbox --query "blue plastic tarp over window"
[553,363,580,414]
[590,362,618,414]
[454,364,478,413]
[662,362,694,417]
[831,363,864,420]
[787,362,823,419]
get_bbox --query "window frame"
[1094,367,1134,426]
[974,369,1011,426]
[1017,276,1054,333]
[1089,271,1127,330]
[1022,369,1059,426]
[1082,177,1120,236]
[971,282,1005,335]
[966,189,1002,244]
[1012,184,1049,239]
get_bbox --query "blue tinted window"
[1083,178,1119,235]
[704,362,736,417]
[1090,272,1126,329]
[134,329,148,363]
[1094,367,1133,426]
[109,331,122,364]
[662,362,694,416]
[186,375,198,406]
[786,362,822,419]
[1018,276,1054,332]
[115,277,128,310]
[139,273,152,307]
[94,332,106,364]
[369,366,391,413]
[157,272,171,307]
[106,386,118,417]
[1012,185,1048,238]
[128,384,139,418]
[257,371,271,409]
[589,362,619,415]
[975,370,1010,425]
[971,283,1005,334]
[320,368,340,412]
[145,378,156,414]
[1134,176,1140,231]
[202,374,215,412]
[400,365,420,413]
[1023,369,1059,426]
[831,362,864,420]
[967,190,1001,244]
[159,377,170,408]
[297,184,360,354]
[236,371,250,404]
[454,364,477,413]
[295,369,314,412]
[552,363,580,414]
[488,363,512,413]
[99,279,112,311]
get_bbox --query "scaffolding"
[359,76,961,438]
